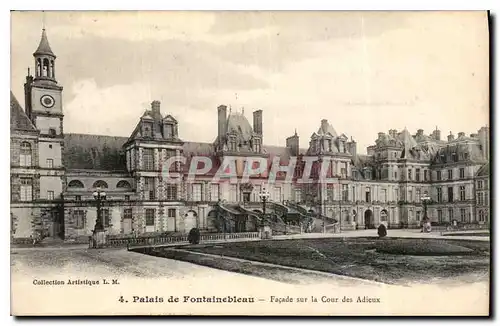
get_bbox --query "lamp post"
[91,188,107,248]
[421,191,431,232]
[258,188,271,238]
[258,188,270,223]
[421,191,431,220]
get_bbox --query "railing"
[95,231,260,249]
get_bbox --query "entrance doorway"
[364,209,374,229]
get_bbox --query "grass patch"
[158,237,490,285]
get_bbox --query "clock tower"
[24,28,65,202]
[25,28,63,136]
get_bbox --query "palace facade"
[10,30,491,242]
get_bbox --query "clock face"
[40,95,55,108]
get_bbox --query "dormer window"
[165,123,174,138]
[143,122,153,138]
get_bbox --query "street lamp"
[258,188,270,225]
[421,191,431,220]
[92,188,107,232]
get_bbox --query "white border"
[3,1,498,325]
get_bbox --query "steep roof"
[317,119,338,138]
[10,91,37,133]
[476,162,489,177]
[63,133,128,171]
[34,29,55,57]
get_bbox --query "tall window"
[395,188,399,201]
[102,209,110,227]
[477,180,483,189]
[210,184,220,201]
[295,189,302,203]
[143,148,154,171]
[424,170,428,181]
[381,189,387,202]
[74,210,85,229]
[326,184,334,201]
[394,171,398,180]
[438,209,443,223]
[144,177,156,200]
[47,191,54,200]
[342,184,348,201]
[448,208,454,221]
[20,178,33,201]
[166,184,178,201]
[447,187,454,202]
[437,188,443,203]
[19,142,32,167]
[46,159,54,168]
[145,209,155,226]
[459,168,465,179]
[416,188,421,203]
[408,169,412,181]
[340,163,347,178]
[351,186,356,202]
[478,210,485,222]
[415,169,420,182]
[460,208,467,222]
[436,171,442,181]
[408,187,413,202]
[477,193,484,205]
[448,169,453,180]
[192,183,203,201]
[460,186,466,201]
[365,187,371,203]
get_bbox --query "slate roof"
[34,29,55,57]
[63,134,128,171]
[476,163,490,177]
[10,91,38,133]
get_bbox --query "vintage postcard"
[10,10,490,316]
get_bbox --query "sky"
[10,11,489,153]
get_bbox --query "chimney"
[286,132,300,156]
[447,132,455,142]
[388,129,397,138]
[478,126,490,159]
[432,128,441,141]
[347,139,357,157]
[24,72,34,121]
[253,110,263,135]
[151,100,161,115]
[470,133,478,138]
[218,105,227,145]
[321,119,329,132]
[458,132,465,138]
[417,129,424,136]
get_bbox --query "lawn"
[143,237,490,285]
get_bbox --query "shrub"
[188,228,201,244]
[378,224,387,238]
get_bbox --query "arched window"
[68,180,84,188]
[50,60,55,78]
[19,142,32,167]
[93,180,108,189]
[116,180,132,189]
[42,58,50,77]
[36,58,42,76]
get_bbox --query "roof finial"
[229,105,232,113]
[42,10,46,30]
[294,128,297,136]
[242,107,244,115]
